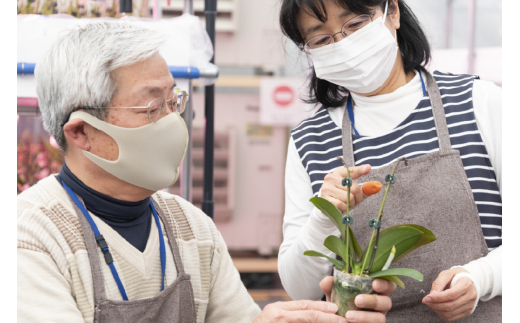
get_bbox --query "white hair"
[36,22,167,151]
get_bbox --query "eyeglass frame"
[300,9,378,54]
[60,90,189,127]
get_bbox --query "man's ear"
[63,119,91,151]
[390,0,401,30]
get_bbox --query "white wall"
[214,0,284,69]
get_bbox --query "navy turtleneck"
[56,163,152,252]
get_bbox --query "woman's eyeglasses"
[302,9,377,54]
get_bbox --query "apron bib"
[66,188,197,323]
[342,70,501,322]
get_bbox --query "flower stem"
[360,158,403,274]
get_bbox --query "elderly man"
[17,22,394,323]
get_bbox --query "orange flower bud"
[362,181,382,196]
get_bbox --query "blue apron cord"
[347,97,359,136]
[150,202,166,291]
[62,181,166,301]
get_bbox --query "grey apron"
[73,198,197,323]
[342,70,501,322]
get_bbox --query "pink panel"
[17,97,38,107]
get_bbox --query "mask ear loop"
[383,0,389,18]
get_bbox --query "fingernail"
[373,279,382,290]
[327,303,338,313]
[424,296,432,304]
[346,311,357,321]
[355,295,365,307]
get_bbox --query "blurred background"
[17,0,502,309]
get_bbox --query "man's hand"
[422,268,478,322]
[320,276,395,322]
[321,165,371,213]
[252,300,345,323]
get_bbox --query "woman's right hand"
[321,164,372,213]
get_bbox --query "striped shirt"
[291,71,502,250]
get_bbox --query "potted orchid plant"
[304,157,436,317]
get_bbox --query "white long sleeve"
[279,71,502,301]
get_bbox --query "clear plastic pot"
[331,267,376,317]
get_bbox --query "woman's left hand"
[422,268,478,322]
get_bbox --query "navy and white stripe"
[291,71,502,250]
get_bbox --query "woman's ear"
[63,119,91,152]
[390,0,401,30]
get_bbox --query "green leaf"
[369,268,423,282]
[352,261,362,274]
[348,226,363,262]
[376,275,405,289]
[304,250,346,271]
[363,226,424,273]
[385,225,436,263]
[309,197,345,234]
[324,235,347,261]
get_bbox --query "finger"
[345,310,386,323]
[350,182,363,207]
[372,279,397,296]
[325,195,347,213]
[319,276,334,302]
[354,294,392,313]
[430,270,456,293]
[277,300,338,314]
[426,298,474,322]
[284,310,346,323]
[348,164,371,180]
[424,279,469,304]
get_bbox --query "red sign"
[272,85,295,107]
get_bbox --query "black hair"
[279,0,431,108]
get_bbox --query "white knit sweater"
[17,176,261,323]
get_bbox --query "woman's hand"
[320,276,396,322]
[321,165,372,213]
[422,268,478,322]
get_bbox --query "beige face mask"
[69,111,189,191]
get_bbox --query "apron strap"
[74,201,109,302]
[151,198,187,275]
[423,70,453,151]
[342,70,453,166]
[341,98,357,168]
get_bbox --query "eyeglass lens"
[305,14,372,51]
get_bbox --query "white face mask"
[69,111,189,191]
[309,1,398,94]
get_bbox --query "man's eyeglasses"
[302,9,378,54]
[60,90,189,127]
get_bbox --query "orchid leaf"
[304,250,346,271]
[362,226,424,273]
[376,275,405,289]
[384,225,436,263]
[309,197,345,234]
[348,226,363,262]
[324,235,347,261]
[369,268,423,282]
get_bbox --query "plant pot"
[331,267,376,317]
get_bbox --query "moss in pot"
[304,157,436,318]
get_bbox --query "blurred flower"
[34,168,51,180]
[17,130,64,194]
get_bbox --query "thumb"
[430,270,456,293]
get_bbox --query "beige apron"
[73,198,197,323]
[342,70,501,322]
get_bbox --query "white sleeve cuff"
[450,272,480,314]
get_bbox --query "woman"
[278,0,502,322]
